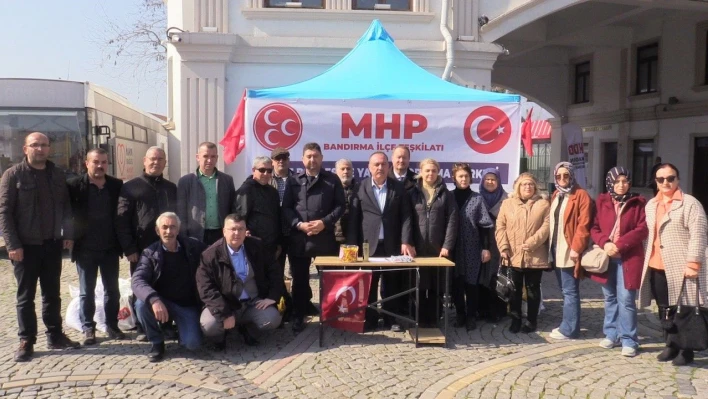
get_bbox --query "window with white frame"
[265,0,324,8]
[353,0,411,11]
[636,43,658,95]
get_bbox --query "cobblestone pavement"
[0,256,707,398]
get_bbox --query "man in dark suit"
[282,142,346,333]
[349,152,416,332]
[388,145,416,191]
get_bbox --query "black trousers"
[478,284,507,319]
[365,243,406,326]
[203,229,222,246]
[649,268,669,308]
[508,268,543,324]
[453,280,479,320]
[13,239,64,343]
[290,255,314,317]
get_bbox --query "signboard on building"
[562,123,587,188]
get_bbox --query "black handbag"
[495,259,515,303]
[666,278,708,351]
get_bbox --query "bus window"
[0,109,87,178]
[133,127,147,142]
[115,119,133,139]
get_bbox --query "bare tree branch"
[95,0,167,80]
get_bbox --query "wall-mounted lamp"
[479,15,489,28]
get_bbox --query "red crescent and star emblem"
[463,106,512,154]
[253,103,303,151]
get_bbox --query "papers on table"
[367,256,414,263]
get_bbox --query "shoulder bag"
[666,277,708,351]
[495,258,515,303]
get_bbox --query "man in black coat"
[234,156,281,257]
[389,145,416,191]
[67,148,125,345]
[282,142,346,332]
[116,146,177,340]
[116,147,177,271]
[348,152,415,332]
[131,212,207,362]
[197,214,283,349]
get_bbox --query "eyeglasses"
[27,143,50,149]
[655,176,677,184]
[555,173,570,180]
[273,157,289,161]
[520,183,535,187]
[255,168,273,174]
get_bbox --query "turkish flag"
[521,108,534,157]
[219,90,247,164]
[321,270,372,333]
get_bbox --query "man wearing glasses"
[177,142,236,246]
[234,156,282,261]
[0,132,80,362]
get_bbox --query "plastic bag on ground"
[65,278,135,332]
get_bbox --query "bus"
[0,78,169,180]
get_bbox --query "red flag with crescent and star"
[521,108,534,157]
[321,270,372,333]
[219,90,247,164]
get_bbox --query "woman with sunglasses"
[478,168,509,323]
[495,173,550,333]
[451,163,494,331]
[590,167,648,357]
[548,162,593,340]
[409,158,458,327]
[638,163,708,365]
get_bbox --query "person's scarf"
[553,161,575,194]
[453,187,472,209]
[479,167,505,210]
[605,166,637,203]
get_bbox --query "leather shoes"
[672,349,694,366]
[292,316,306,333]
[520,321,537,333]
[238,326,259,346]
[83,328,97,346]
[106,327,126,340]
[465,318,477,332]
[148,342,165,362]
[508,319,522,333]
[657,346,680,362]
[14,340,33,362]
[305,302,320,316]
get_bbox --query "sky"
[0,0,166,114]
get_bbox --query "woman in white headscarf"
[548,162,593,340]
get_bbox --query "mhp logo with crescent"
[253,103,303,151]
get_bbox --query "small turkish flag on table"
[321,270,372,333]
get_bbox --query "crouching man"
[131,212,207,362]
[197,214,283,350]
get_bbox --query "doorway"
[601,142,618,192]
[692,137,708,210]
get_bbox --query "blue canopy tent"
[247,20,520,103]
[222,20,522,193]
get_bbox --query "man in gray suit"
[348,151,415,332]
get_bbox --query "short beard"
[340,176,353,186]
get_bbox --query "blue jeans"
[135,298,202,350]
[75,250,120,331]
[601,259,638,349]
[556,267,580,338]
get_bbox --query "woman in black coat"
[409,158,458,327]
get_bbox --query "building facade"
[166,0,708,208]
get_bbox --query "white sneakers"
[621,346,638,357]
[548,328,571,340]
[599,338,638,357]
